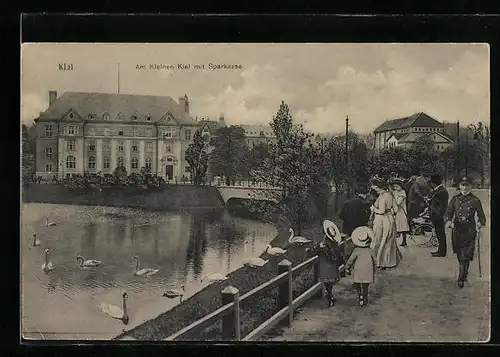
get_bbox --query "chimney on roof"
[179,94,189,115]
[219,113,226,126]
[49,91,57,106]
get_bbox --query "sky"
[21,43,489,134]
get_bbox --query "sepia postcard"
[21,43,490,342]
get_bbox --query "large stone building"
[239,125,277,148]
[33,91,201,181]
[373,112,453,153]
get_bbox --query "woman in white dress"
[369,176,402,270]
[391,178,410,246]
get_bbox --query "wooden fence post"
[312,257,322,298]
[277,259,293,326]
[221,285,240,341]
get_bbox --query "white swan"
[45,219,56,227]
[97,291,129,325]
[132,256,159,276]
[32,233,40,247]
[201,273,228,283]
[288,228,312,245]
[42,249,54,272]
[243,257,269,268]
[265,244,287,256]
[77,255,102,268]
[163,285,185,303]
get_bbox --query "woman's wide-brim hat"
[351,226,374,248]
[323,220,342,244]
[370,175,385,187]
[391,177,405,187]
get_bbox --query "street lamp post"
[466,123,483,188]
[345,115,350,195]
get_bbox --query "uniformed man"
[444,176,486,288]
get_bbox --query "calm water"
[21,203,277,340]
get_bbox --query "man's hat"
[460,176,473,185]
[351,226,374,248]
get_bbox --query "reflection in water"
[21,203,277,339]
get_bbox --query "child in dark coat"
[307,224,345,307]
[344,226,376,307]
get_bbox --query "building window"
[185,129,192,141]
[69,113,74,119]
[88,140,96,151]
[88,127,95,135]
[45,164,53,172]
[104,128,110,136]
[88,113,96,119]
[66,156,76,169]
[163,128,175,138]
[67,139,76,151]
[45,125,53,137]
[146,128,153,137]
[88,156,96,169]
[103,156,110,169]
[118,129,124,136]
[132,141,139,152]
[117,112,124,120]
[68,126,75,135]
[145,157,152,170]
[45,147,53,159]
[103,112,110,120]
[145,114,151,121]
[145,142,153,152]
[131,157,139,169]
[66,173,71,178]
[131,114,138,121]
[117,157,124,167]
[132,128,139,137]
[165,144,172,152]
[117,141,124,152]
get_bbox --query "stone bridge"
[215,184,282,204]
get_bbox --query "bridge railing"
[164,255,321,341]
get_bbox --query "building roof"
[199,120,223,133]
[390,131,453,144]
[374,112,444,133]
[238,124,275,138]
[38,91,198,125]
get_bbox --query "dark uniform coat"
[444,193,486,261]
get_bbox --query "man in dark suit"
[407,171,431,227]
[428,173,450,257]
[338,185,371,237]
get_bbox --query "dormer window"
[145,114,151,121]
[103,112,110,120]
[131,114,138,121]
[117,112,124,120]
[88,113,96,119]
[69,113,74,119]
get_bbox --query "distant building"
[373,112,453,152]
[239,124,276,148]
[197,113,227,147]
[33,91,201,181]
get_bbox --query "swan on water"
[288,228,312,245]
[201,273,228,283]
[132,256,159,276]
[265,244,287,256]
[45,219,56,227]
[32,233,40,247]
[163,285,185,303]
[42,248,54,272]
[243,257,269,268]
[97,291,130,325]
[76,255,103,268]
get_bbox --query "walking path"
[261,196,490,342]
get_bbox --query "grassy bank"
[22,184,225,211]
[114,221,334,341]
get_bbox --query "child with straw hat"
[344,226,376,307]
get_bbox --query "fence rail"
[164,255,320,341]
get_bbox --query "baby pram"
[410,206,438,248]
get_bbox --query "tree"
[22,124,36,185]
[209,126,249,185]
[185,130,209,185]
[247,142,269,179]
[249,101,318,234]
[113,165,131,187]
